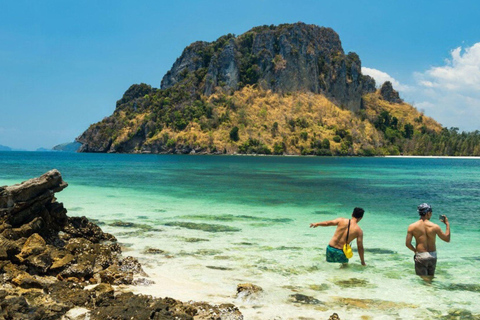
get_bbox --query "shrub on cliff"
[229,126,239,141]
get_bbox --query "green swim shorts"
[326,245,349,263]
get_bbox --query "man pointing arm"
[310,207,366,266]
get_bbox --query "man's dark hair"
[417,203,432,216]
[352,207,365,219]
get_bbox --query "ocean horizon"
[1,151,479,319]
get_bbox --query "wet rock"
[119,256,147,276]
[45,280,91,307]
[93,245,120,271]
[0,296,31,319]
[444,283,480,293]
[194,249,223,256]
[11,272,44,289]
[236,283,263,299]
[89,283,115,306]
[63,216,116,243]
[183,237,209,242]
[16,233,47,262]
[89,292,190,320]
[50,252,75,270]
[329,313,341,320]
[108,221,136,228]
[2,261,27,282]
[143,247,165,254]
[165,221,241,232]
[64,237,95,255]
[132,277,155,286]
[97,264,133,285]
[237,283,263,294]
[440,308,478,319]
[24,251,53,273]
[308,283,330,291]
[93,256,147,285]
[207,265,233,271]
[189,302,243,320]
[289,293,323,305]
[364,248,397,255]
[59,238,119,278]
[333,277,371,288]
[462,256,480,261]
[0,169,68,230]
[60,259,94,279]
[108,221,160,233]
[0,234,22,259]
[331,297,417,310]
[6,216,45,240]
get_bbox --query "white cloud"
[412,43,480,131]
[416,43,480,94]
[362,44,480,131]
[361,67,411,92]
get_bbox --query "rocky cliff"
[77,23,452,156]
[161,23,376,112]
[0,170,243,319]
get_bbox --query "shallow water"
[1,152,480,319]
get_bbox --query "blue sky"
[1,0,480,150]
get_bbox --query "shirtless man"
[310,207,366,266]
[406,203,450,279]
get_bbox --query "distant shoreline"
[2,150,480,159]
[384,155,480,159]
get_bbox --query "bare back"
[328,218,362,249]
[407,220,440,252]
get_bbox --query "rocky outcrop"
[161,23,376,111]
[0,170,243,319]
[379,81,403,104]
[236,283,263,298]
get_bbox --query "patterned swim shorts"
[326,245,349,263]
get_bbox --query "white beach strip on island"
[383,155,480,159]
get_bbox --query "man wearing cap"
[406,203,450,279]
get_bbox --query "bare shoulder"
[407,221,418,230]
[424,220,439,228]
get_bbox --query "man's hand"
[310,223,318,228]
[442,215,449,224]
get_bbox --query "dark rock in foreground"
[0,170,243,319]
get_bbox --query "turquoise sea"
[1,152,479,319]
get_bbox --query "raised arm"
[356,230,366,266]
[405,225,416,253]
[436,215,450,242]
[310,218,340,228]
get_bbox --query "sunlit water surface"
[1,152,479,319]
